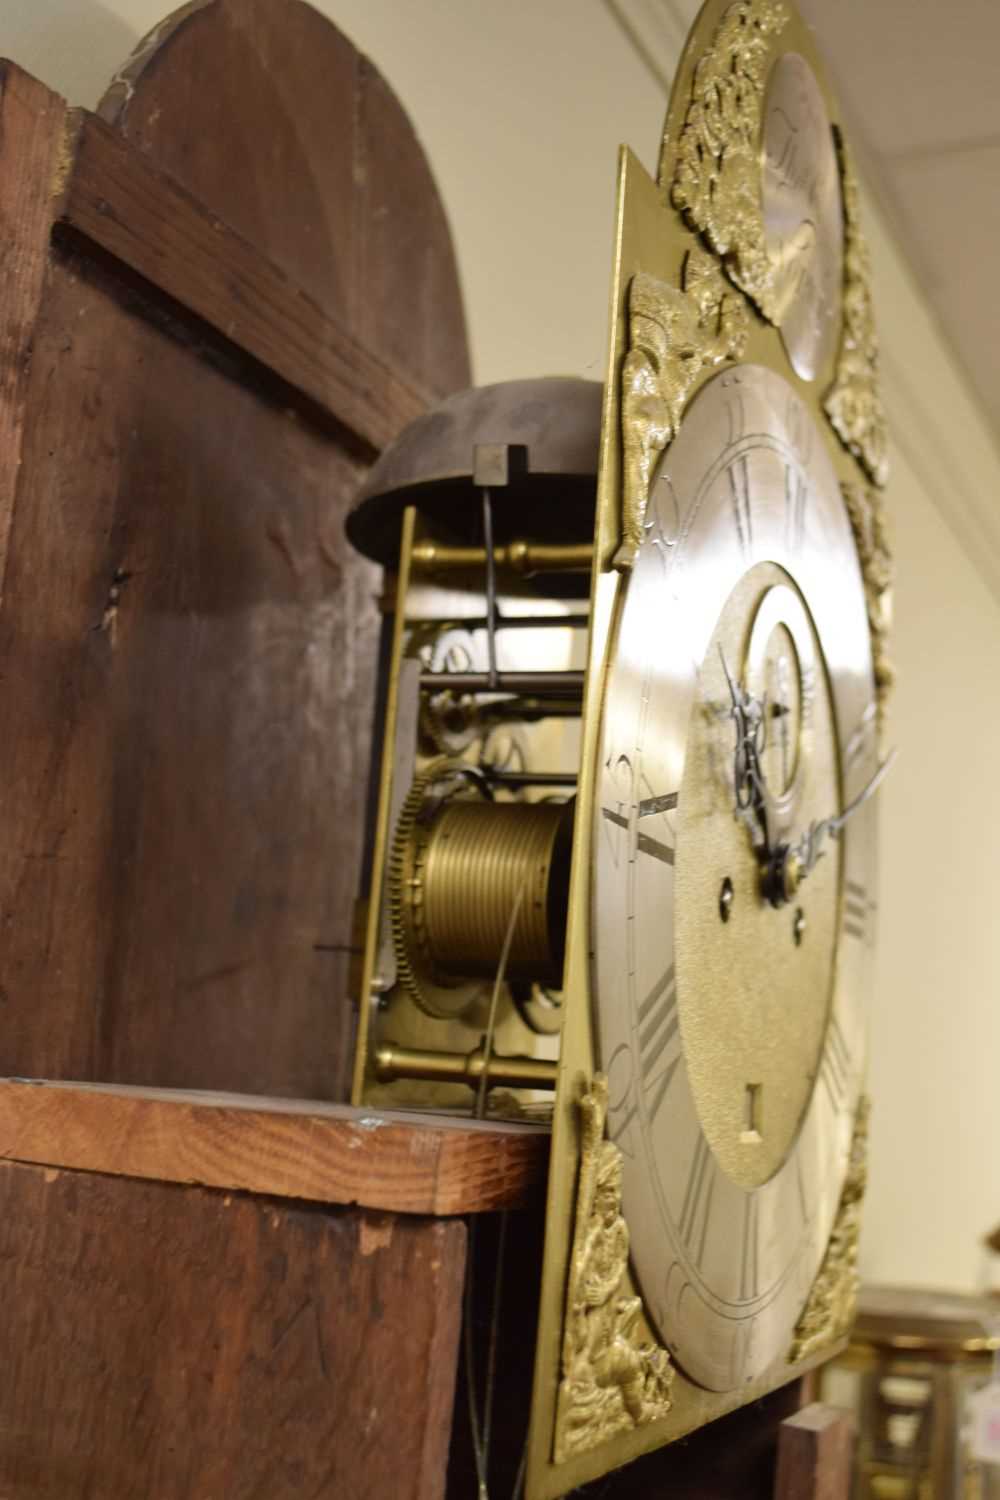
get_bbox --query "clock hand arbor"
[761,750,898,909]
[718,646,896,910]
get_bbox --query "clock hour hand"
[719,646,772,856]
[761,749,898,908]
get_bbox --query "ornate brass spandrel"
[669,0,790,319]
[553,1074,674,1464]
[789,1093,869,1363]
[824,132,889,489]
[617,249,749,568]
[841,481,894,743]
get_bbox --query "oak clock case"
[346,1,891,1497]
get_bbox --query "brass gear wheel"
[388,759,488,1019]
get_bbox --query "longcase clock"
[346,2,893,1495]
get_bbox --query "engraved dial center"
[674,566,840,1192]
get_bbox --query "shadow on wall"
[3,0,139,107]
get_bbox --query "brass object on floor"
[822,1286,1000,1499]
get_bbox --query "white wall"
[5,0,1000,1292]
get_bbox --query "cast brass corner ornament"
[669,0,790,321]
[789,1094,869,1364]
[824,134,889,489]
[617,251,749,568]
[553,1074,674,1463]
[841,482,894,742]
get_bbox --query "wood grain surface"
[774,1403,854,1500]
[0,67,67,603]
[0,1156,466,1499]
[97,0,470,410]
[0,7,469,1099]
[57,112,434,456]
[0,1078,549,1214]
[0,250,380,1096]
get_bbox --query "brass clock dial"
[345,2,892,1494]
[761,51,845,380]
[593,364,875,1392]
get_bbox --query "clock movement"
[346,0,893,1494]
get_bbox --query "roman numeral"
[785,464,807,554]
[843,704,877,776]
[843,879,869,943]
[637,965,680,1124]
[637,790,678,818]
[726,389,748,445]
[607,967,681,1153]
[636,774,677,864]
[603,788,678,866]
[819,1013,851,1112]
[678,1132,714,1266]
[636,829,674,865]
[601,752,633,869]
[728,455,752,559]
[740,1193,760,1302]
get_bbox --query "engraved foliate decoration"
[669,3,846,385]
[670,0,790,319]
[824,133,889,489]
[841,481,893,744]
[617,250,749,568]
[554,1075,674,1462]
[790,1094,869,1363]
[759,52,844,381]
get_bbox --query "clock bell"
[346,1,893,1496]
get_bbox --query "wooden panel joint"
[52,111,434,455]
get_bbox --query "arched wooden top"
[98,0,470,407]
[0,3,469,1101]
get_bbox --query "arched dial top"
[761,51,844,382]
[592,364,876,1393]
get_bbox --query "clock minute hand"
[762,749,898,908]
[719,646,772,856]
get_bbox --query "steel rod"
[405,613,590,631]
[419,670,584,695]
[482,770,578,788]
[481,486,500,689]
[490,698,583,721]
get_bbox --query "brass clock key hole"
[741,1082,763,1144]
